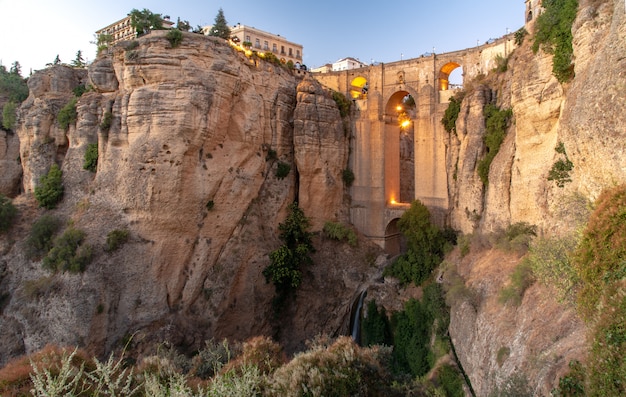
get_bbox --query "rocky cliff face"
[446,0,625,393]
[0,32,373,363]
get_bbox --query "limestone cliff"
[445,0,625,394]
[0,32,370,363]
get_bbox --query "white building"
[311,57,367,73]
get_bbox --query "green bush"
[105,229,130,252]
[496,222,537,253]
[34,164,64,209]
[548,142,573,187]
[514,27,528,46]
[26,215,61,258]
[436,364,465,397]
[494,54,509,73]
[477,104,513,185]
[391,298,432,377]
[527,235,579,302]
[383,200,445,286]
[275,161,291,179]
[100,111,112,131]
[323,221,357,246]
[2,101,17,130]
[57,97,78,131]
[552,360,585,396]
[361,300,392,347]
[263,203,314,311]
[0,194,17,233]
[43,227,92,273]
[166,29,183,47]
[331,90,351,118]
[83,143,98,172]
[532,0,578,83]
[441,94,464,134]
[498,260,535,306]
[72,84,86,97]
[342,168,355,187]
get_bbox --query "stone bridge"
[312,35,516,254]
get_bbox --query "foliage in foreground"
[34,164,64,209]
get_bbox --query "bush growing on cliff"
[83,143,98,172]
[498,260,536,306]
[166,28,183,48]
[0,194,17,233]
[26,215,61,258]
[275,161,291,179]
[263,203,314,311]
[2,101,17,131]
[477,104,513,186]
[441,93,464,134]
[34,164,64,209]
[332,90,351,118]
[105,228,130,252]
[100,111,112,132]
[383,200,446,286]
[532,0,578,83]
[548,141,573,187]
[43,227,92,273]
[342,168,355,187]
[323,221,357,246]
[361,300,393,347]
[57,97,78,131]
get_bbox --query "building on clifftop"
[96,15,175,46]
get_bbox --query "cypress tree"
[209,8,231,39]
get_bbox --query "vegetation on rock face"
[323,221,357,247]
[275,161,291,179]
[0,194,17,233]
[43,226,92,273]
[548,141,574,188]
[34,164,64,209]
[532,0,578,83]
[477,104,513,186]
[83,143,98,172]
[2,101,17,131]
[263,203,314,311]
[332,90,351,118]
[383,200,447,286]
[342,168,355,187]
[105,229,130,252]
[57,97,78,131]
[26,214,61,258]
[1,63,28,131]
[441,94,464,134]
[166,29,184,48]
[99,111,112,132]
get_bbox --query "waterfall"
[350,290,367,345]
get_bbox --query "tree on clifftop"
[208,8,231,39]
[129,8,164,36]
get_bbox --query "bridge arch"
[350,76,368,99]
[439,62,463,103]
[384,90,417,205]
[384,218,405,256]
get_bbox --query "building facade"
[96,16,174,46]
[209,24,303,66]
[311,57,367,73]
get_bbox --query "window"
[296,50,301,59]
[245,35,251,42]
[273,43,277,53]
[255,38,260,48]
[263,40,269,50]
[288,48,293,56]
[281,45,285,55]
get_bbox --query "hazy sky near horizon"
[0,0,525,75]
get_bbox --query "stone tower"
[525,0,543,29]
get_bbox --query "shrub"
[263,203,314,311]
[527,235,579,302]
[43,227,92,273]
[361,300,392,347]
[441,93,464,134]
[275,161,291,179]
[57,97,78,131]
[514,27,528,46]
[494,54,509,73]
[99,111,112,131]
[498,260,535,306]
[532,0,578,83]
[206,200,214,211]
[323,221,357,246]
[436,364,465,397]
[548,142,573,187]
[331,90,351,117]
[265,147,277,161]
[383,200,445,286]
[26,215,61,258]
[83,143,98,172]
[0,194,17,233]
[391,298,432,377]
[2,101,17,130]
[552,360,585,396]
[496,221,537,253]
[477,104,513,185]
[166,28,183,48]
[72,84,86,97]
[342,168,355,187]
[34,164,64,209]
[105,229,130,252]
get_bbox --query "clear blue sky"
[0,0,525,75]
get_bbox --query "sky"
[0,0,525,75]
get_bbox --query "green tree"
[57,97,78,131]
[0,194,18,233]
[176,17,191,32]
[2,101,17,130]
[34,164,64,209]
[0,63,29,103]
[263,203,314,310]
[83,143,98,172]
[95,33,113,54]
[129,8,164,36]
[71,50,85,68]
[208,8,231,39]
[10,61,21,76]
